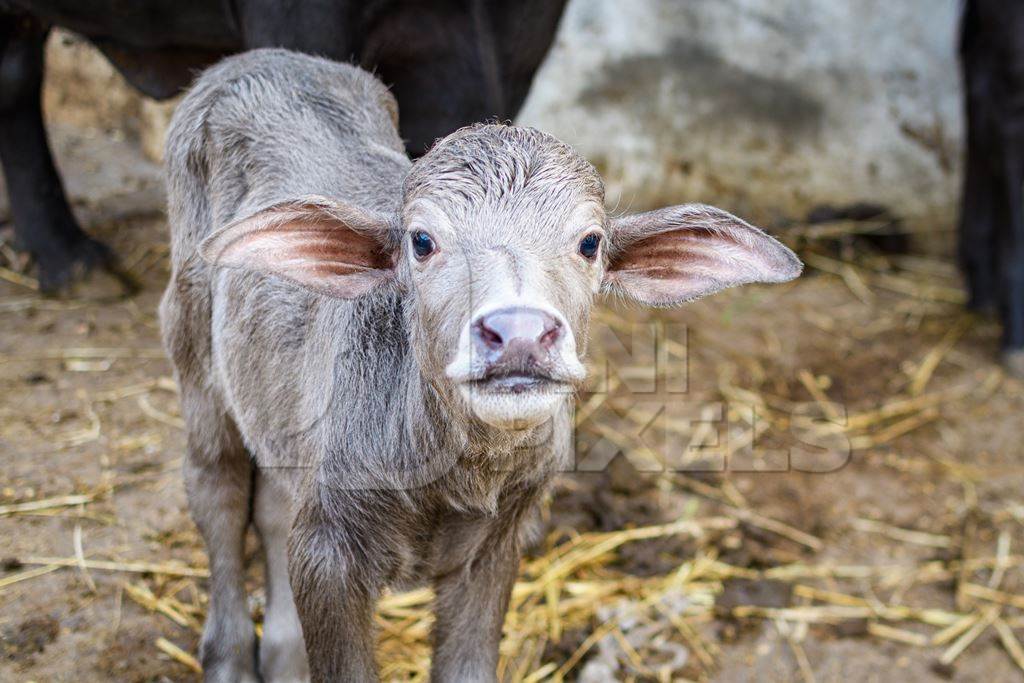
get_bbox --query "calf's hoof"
[259,638,310,683]
[35,236,139,299]
[198,629,260,683]
[1003,349,1024,379]
[200,654,261,683]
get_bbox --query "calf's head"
[200,125,801,430]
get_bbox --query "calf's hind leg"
[254,469,309,683]
[180,387,259,683]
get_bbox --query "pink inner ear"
[612,230,726,276]
[606,219,802,306]
[200,200,395,299]
[269,225,393,273]
[608,232,735,305]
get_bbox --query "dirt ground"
[3,57,1024,683]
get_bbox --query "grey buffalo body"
[161,49,802,682]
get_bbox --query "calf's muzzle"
[472,307,564,387]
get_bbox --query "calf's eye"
[411,231,435,260]
[578,233,601,260]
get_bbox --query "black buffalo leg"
[0,14,129,293]
[959,98,998,314]
[995,120,1024,375]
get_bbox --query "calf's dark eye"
[578,233,601,259]
[411,231,435,259]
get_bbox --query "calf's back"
[161,49,413,476]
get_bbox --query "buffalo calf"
[160,49,802,682]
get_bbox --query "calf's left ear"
[198,196,397,299]
[604,204,802,306]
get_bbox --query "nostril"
[539,319,562,349]
[475,319,504,350]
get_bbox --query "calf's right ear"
[198,196,397,299]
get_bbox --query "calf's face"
[200,126,802,430]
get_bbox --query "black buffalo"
[959,0,1024,374]
[0,0,567,291]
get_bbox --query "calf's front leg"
[288,499,383,683]
[430,520,523,683]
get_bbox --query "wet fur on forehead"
[403,124,604,222]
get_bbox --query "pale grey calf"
[160,48,802,682]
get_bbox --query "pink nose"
[473,307,562,358]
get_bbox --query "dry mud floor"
[2,150,1024,683]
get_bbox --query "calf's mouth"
[469,369,570,395]
[466,351,577,395]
